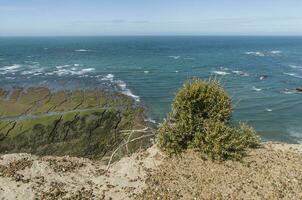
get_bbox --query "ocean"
[0,36,302,143]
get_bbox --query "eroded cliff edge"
[0,87,152,160]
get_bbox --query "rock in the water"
[259,75,268,80]
[296,87,302,92]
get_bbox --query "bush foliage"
[157,78,260,160]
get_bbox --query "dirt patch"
[137,143,302,200]
[0,145,162,200]
[1,143,302,199]
[0,157,33,180]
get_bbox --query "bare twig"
[119,127,149,133]
[106,133,155,171]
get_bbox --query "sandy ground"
[0,146,163,200]
[137,142,302,200]
[1,143,302,200]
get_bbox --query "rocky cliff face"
[0,87,151,159]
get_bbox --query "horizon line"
[1,34,302,37]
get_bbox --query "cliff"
[0,87,151,159]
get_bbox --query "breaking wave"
[212,71,230,76]
[169,56,180,60]
[100,74,140,102]
[252,86,262,92]
[245,51,265,57]
[0,64,22,74]
[283,72,302,79]
[75,49,91,52]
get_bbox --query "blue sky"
[0,0,302,36]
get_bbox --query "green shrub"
[172,78,232,122]
[157,78,260,160]
[157,117,201,155]
[237,122,260,148]
[193,120,259,160]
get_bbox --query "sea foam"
[0,64,22,74]
[289,65,302,70]
[116,80,140,102]
[169,56,180,60]
[101,74,140,102]
[75,49,90,52]
[212,71,230,76]
[232,70,249,76]
[271,50,282,54]
[245,51,265,57]
[284,72,302,79]
[49,68,95,76]
[56,65,70,69]
[101,74,114,81]
[282,89,295,95]
[252,86,262,92]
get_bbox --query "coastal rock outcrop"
[0,87,151,159]
[296,87,302,92]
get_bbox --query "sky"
[0,0,302,36]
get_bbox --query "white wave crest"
[75,49,90,52]
[245,51,265,57]
[289,65,302,70]
[232,70,249,76]
[0,64,22,71]
[5,77,15,80]
[115,80,140,102]
[212,71,230,76]
[271,50,281,54]
[266,108,273,112]
[81,68,95,72]
[100,74,140,102]
[282,89,295,94]
[56,65,70,69]
[252,86,262,92]
[0,64,22,74]
[284,72,302,79]
[48,68,95,76]
[169,56,180,60]
[101,74,114,81]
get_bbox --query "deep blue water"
[0,36,302,143]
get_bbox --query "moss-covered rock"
[0,88,150,159]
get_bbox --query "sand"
[1,142,302,200]
[0,146,163,200]
[137,142,302,200]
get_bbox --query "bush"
[157,78,260,160]
[172,78,232,123]
[193,120,259,160]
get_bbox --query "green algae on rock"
[0,87,151,159]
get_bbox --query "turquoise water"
[1,36,302,143]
